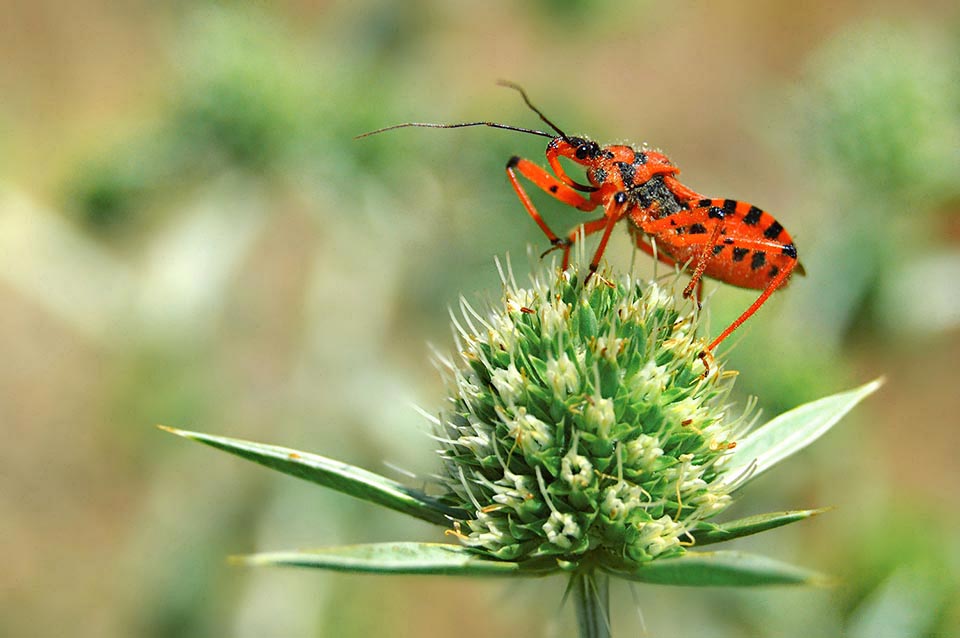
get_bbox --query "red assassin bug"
[358,82,803,354]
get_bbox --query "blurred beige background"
[1,1,958,636]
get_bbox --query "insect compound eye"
[613,191,628,205]
[575,141,601,160]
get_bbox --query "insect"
[358,82,802,354]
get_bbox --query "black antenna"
[496,80,570,141]
[355,121,553,140]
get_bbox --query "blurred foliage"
[800,21,960,207]
[66,7,319,232]
[2,2,959,637]
[790,20,960,342]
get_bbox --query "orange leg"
[505,156,599,265]
[681,223,723,306]
[636,211,726,303]
[546,148,599,193]
[705,263,794,351]
[556,217,610,269]
[632,232,704,302]
[580,199,631,279]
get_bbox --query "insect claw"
[540,239,570,259]
[697,350,715,378]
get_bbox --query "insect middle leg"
[636,211,726,302]
[506,156,599,266]
[632,231,704,302]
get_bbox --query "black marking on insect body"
[743,206,763,226]
[616,161,636,187]
[764,221,784,240]
[631,175,684,216]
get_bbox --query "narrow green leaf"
[159,426,465,526]
[604,550,828,587]
[689,508,829,546]
[233,542,556,577]
[723,378,883,489]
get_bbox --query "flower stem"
[572,570,611,638]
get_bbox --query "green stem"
[572,570,611,638]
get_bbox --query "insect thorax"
[628,175,684,218]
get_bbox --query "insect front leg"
[506,156,599,268]
[560,217,612,272]
[581,197,631,280]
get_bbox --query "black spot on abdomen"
[763,221,784,240]
[743,206,762,225]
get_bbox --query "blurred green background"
[2,2,958,636]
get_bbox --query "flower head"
[436,264,744,567]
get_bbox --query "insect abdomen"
[698,198,799,290]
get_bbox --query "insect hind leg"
[706,260,796,352]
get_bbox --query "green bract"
[436,267,744,566]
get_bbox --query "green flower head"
[436,263,750,568]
